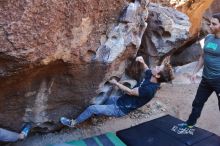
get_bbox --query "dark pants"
[187,77,220,126]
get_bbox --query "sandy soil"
[7,82,220,146]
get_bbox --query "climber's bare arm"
[109,79,139,96]
[136,56,149,71]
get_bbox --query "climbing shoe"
[21,123,32,137]
[60,117,76,127]
[178,123,194,129]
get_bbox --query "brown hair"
[212,13,220,22]
[157,63,174,83]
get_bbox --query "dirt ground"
[8,83,220,146]
[157,83,220,136]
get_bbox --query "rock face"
[207,0,220,14]
[1,0,212,133]
[176,0,214,36]
[139,3,190,66]
[0,0,149,131]
[147,0,216,67]
[149,0,215,36]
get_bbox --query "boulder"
[139,3,190,66]
[0,0,149,131]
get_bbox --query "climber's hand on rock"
[109,79,118,85]
[136,56,144,64]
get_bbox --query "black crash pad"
[193,135,220,146]
[116,123,185,146]
[117,115,220,146]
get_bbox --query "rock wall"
[176,0,214,36]
[204,0,220,15]
[149,0,215,37]
[0,0,149,131]
[139,3,190,66]
[1,0,215,132]
[147,0,216,67]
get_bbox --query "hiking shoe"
[178,123,194,129]
[60,117,76,127]
[21,123,32,137]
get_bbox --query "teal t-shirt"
[203,34,220,79]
